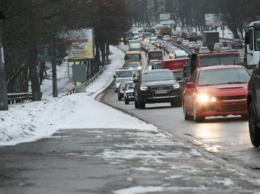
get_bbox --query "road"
[102,43,260,171]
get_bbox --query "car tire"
[138,100,145,109]
[193,103,205,122]
[125,99,129,104]
[135,100,138,108]
[118,95,121,101]
[183,103,191,120]
[248,101,260,147]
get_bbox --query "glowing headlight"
[173,82,180,89]
[140,84,148,91]
[138,66,142,70]
[197,94,216,103]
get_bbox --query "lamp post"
[0,11,8,111]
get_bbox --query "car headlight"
[196,94,216,103]
[140,84,148,91]
[138,66,142,70]
[115,82,121,87]
[173,82,180,89]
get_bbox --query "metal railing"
[8,92,33,104]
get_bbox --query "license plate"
[155,90,167,94]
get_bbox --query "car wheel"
[125,99,129,104]
[183,103,191,120]
[248,101,260,147]
[118,95,121,101]
[241,114,248,120]
[135,100,138,108]
[138,100,145,109]
[193,103,205,122]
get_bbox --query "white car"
[163,35,170,41]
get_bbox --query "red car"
[182,65,251,122]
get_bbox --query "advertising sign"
[205,13,223,26]
[64,28,94,60]
[160,13,171,20]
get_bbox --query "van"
[173,50,188,59]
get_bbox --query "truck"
[128,40,141,51]
[159,26,172,37]
[162,58,189,92]
[183,51,242,81]
[202,31,219,51]
[244,21,260,70]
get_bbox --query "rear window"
[148,51,163,58]
[116,70,133,77]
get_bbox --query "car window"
[142,71,174,82]
[116,70,133,77]
[198,68,251,86]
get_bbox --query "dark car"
[247,65,260,147]
[231,39,243,49]
[124,82,135,104]
[133,69,182,109]
[118,81,132,101]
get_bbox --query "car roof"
[143,69,171,73]
[198,65,245,71]
[125,51,141,54]
[148,50,163,53]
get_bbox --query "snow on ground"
[0,46,157,146]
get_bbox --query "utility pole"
[26,0,41,101]
[0,11,8,110]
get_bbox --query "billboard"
[160,13,171,20]
[205,13,223,26]
[64,28,94,60]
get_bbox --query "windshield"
[148,51,163,58]
[128,63,139,68]
[173,71,184,80]
[126,82,134,89]
[125,54,141,61]
[255,29,260,50]
[199,54,241,67]
[142,71,174,82]
[116,70,133,78]
[198,68,250,86]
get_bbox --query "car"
[213,42,223,51]
[198,46,210,53]
[124,61,142,73]
[133,69,182,109]
[147,59,162,70]
[124,82,135,104]
[247,63,260,147]
[113,67,135,92]
[231,39,243,49]
[182,65,251,122]
[220,46,232,52]
[163,35,171,41]
[118,81,132,101]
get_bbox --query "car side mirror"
[185,82,194,88]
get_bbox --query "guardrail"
[8,92,33,104]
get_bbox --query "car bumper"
[196,100,247,117]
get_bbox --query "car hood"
[116,77,132,83]
[196,83,247,96]
[143,80,177,87]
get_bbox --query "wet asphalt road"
[1,127,260,194]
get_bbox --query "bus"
[245,21,260,70]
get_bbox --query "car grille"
[222,104,246,112]
[151,86,171,97]
[217,95,246,101]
